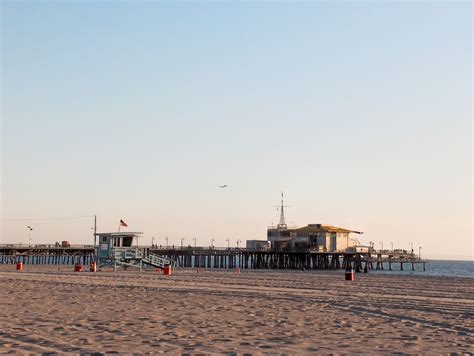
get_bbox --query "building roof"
[94,232,143,236]
[290,225,363,234]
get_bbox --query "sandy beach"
[0,265,472,354]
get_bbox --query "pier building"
[268,224,362,252]
[294,224,363,252]
[246,240,270,251]
[267,193,363,252]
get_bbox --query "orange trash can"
[345,270,355,281]
[163,266,172,275]
[74,264,83,272]
[90,262,97,272]
[16,262,23,271]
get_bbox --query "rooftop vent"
[308,224,322,228]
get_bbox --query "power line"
[0,215,94,222]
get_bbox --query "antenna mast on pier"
[276,191,290,230]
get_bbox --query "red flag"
[120,219,128,227]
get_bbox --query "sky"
[1,1,472,260]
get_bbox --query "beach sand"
[0,265,472,354]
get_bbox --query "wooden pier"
[0,244,426,271]
[153,247,426,272]
[0,244,96,265]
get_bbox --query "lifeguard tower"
[95,232,174,271]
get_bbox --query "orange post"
[16,262,23,271]
[90,262,97,272]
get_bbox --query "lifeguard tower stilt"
[94,232,175,271]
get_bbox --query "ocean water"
[371,259,473,278]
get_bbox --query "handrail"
[143,252,175,268]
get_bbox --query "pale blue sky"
[1,1,472,259]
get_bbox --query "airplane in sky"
[219,184,228,188]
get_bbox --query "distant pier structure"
[0,244,426,272]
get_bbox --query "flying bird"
[219,184,228,188]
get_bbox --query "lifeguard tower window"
[101,236,107,243]
[122,236,133,247]
[113,235,133,247]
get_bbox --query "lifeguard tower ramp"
[95,232,175,271]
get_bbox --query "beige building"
[267,224,363,252]
[267,193,363,252]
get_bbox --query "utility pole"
[237,239,241,248]
[165,237,168,248]
[226,238,230,249]
[211,238,215,248]
[419,246,422,260]
[181,237,184,249]
[193,237,197,249]
[390,242,393,251]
